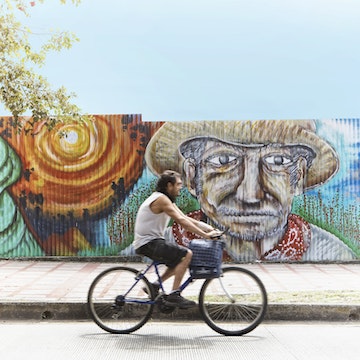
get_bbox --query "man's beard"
[162,191,176,203]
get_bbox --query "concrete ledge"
[1,302,359,322]
[0,302,89,321]
[265,304,360,322]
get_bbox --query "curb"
[1,302,359,322]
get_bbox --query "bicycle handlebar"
[210,229,228,239]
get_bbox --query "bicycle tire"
[199,266,267,336]
[87,266,154,334]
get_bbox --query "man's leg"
[163,250,196,309]
[158,250,192,289]
[159,268,175,283]
[171,250,192,290]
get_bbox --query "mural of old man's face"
[145,120,358,261]
[180,139,314,242]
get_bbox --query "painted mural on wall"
[0,116,359,261]
[145,120,359,262]
[0,114,162,257]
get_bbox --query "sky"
[2,0,360,121]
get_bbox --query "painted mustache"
[216,206,280,218]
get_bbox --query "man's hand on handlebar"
[206,229,225,239]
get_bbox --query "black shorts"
[135,238,188,268]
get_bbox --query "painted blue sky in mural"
[1,0,360,120]
[310,119,360,206]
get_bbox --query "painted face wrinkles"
[194,140,303,241]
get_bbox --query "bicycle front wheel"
[87,266,154,334]
[199,266,267,336]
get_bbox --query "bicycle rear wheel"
[199,266,267,336]
[87,266,154,334]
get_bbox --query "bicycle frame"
[123,261,194,305]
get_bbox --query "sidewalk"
[0,259,359,321]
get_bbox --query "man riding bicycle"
[133,170,222,308]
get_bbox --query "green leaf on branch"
[1,0,88,135]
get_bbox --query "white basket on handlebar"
[189,239,225,279]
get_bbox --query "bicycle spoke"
[199,267,267,336]
[87,267,154,334]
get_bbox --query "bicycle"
[87,239,268,336]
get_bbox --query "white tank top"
[133,192,171,249]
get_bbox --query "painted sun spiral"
[6,114,162,218]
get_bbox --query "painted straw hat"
[145,120,339,189]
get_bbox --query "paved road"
[0,320,358,360]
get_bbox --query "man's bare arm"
[153,196,222,239]
[173,204,216,232]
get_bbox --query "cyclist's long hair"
[156,170,181,202]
